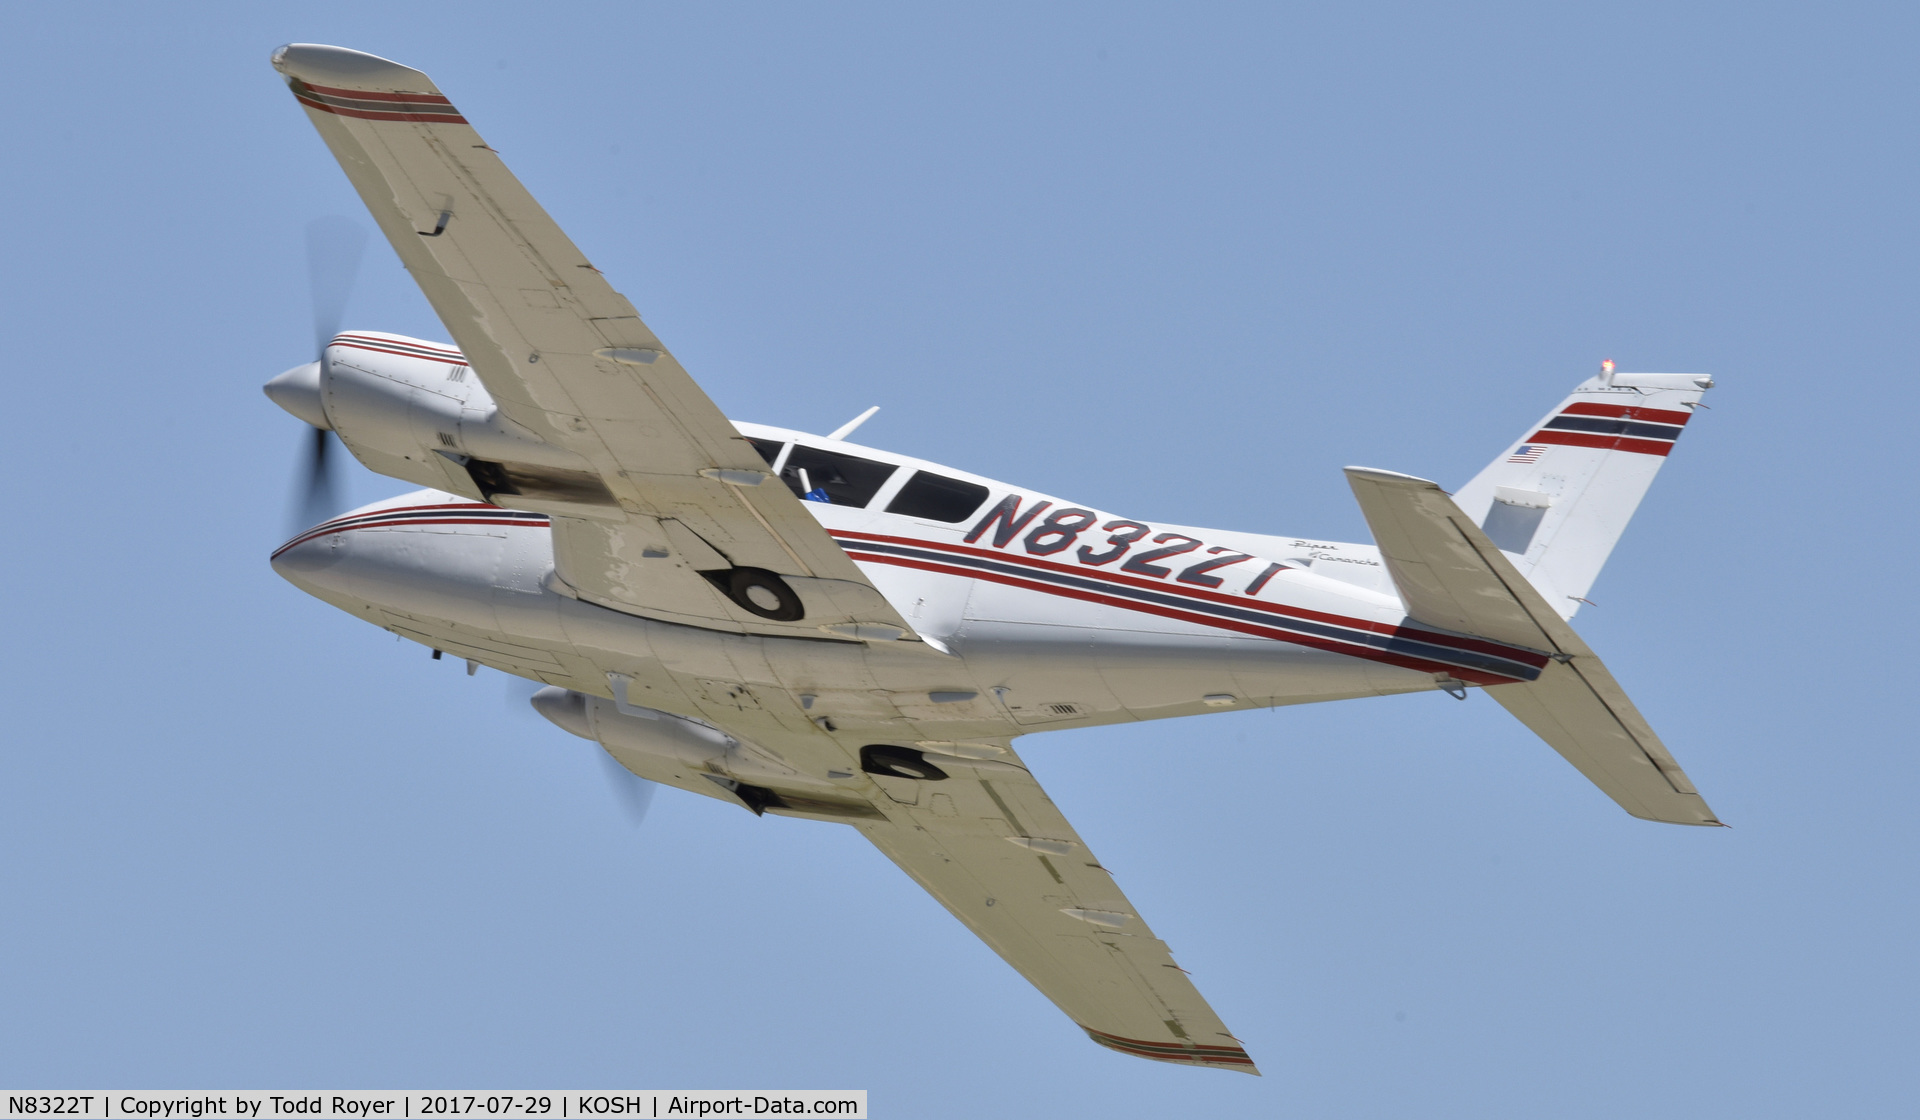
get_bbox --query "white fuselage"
[272,423,1547,749]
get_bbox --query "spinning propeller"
[271,216,367,530]
[278,217,659,824]
[508,678,658,826]
[597,751,658,826]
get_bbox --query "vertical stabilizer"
[1452,369,1712,618]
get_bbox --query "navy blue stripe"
[332,510,540,527]
[842,539,1543,681]
[275,506,550,557]
[311,507,549,534]
[1544,416,1682,441]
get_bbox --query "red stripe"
[1084,1029,1254,1065]
[1098,1037,1244,1052]
[272,504,545,558]
[334,332,463,358]
[295,93,469,124]
[291,502,527,525]
[331,339,468,365]
[297,83,455,105]
[1094,1042,1255,1066]
[1559,402,1692,425]
[1094,1038,1249,1058]
[341,502,499,515]
[831,529,1546,669]
[286,501,500,543]
[1527,429,1675,457]
[839,546,1522,685]
[273,517,548,559]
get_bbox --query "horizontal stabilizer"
[1345,467,1720,826]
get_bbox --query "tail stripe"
[1561,402,1692,425]
[1542,415,1684,441]
[1452,368,1711,613]
[1527,401,1692,458]
[1528,429,1677,457]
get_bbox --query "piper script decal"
[964,495,1287,595]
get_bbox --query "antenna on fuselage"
[827,405,880,441]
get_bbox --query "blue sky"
[2,2,1914,1115]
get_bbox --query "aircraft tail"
[1451,368,1712,619]
[1343,467,1720,826]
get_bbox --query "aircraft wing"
[553,678,1255,1071]
[853,747,1259,1073]
[271,44,919,643]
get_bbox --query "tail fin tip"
[1452,369,1712,616]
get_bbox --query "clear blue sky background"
[2,2,1913,1115]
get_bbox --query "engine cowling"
[530,685,882,818]
[264,331,607,507]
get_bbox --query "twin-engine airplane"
[264,44,1720,1074]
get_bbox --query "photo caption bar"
[0,1094,865,1120]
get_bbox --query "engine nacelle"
[531,685,806,782]
[264,332,610,509]
[529,685,883,819]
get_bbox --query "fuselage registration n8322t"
[263,43,1722,1074]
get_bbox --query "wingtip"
[1082,1026,1260,1073]
[1344,465,1441,487]
[270,43,434,91]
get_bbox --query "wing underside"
[584,693,1256,1071]
[271,43,918,643]
[852,750,1258,1072]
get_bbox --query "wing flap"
[1344,468,1720,826]
[857,751,1258,1072]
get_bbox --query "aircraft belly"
[947,618,1127,727]
[858,558,971,648]
[282,523,512,633]
[1094,633,1391,716]
[275,504,1426,747]
[376,612,570,677]
[961,574,1219,637]
[954,588,1436,720]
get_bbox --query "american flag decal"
[1508,444,1547,464]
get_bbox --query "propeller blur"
[272,217,367,530]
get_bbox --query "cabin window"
[887,471,990,523]
[789,446,898,506]
[744,438,897,506]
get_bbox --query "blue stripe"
[1544,416,1682,441]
